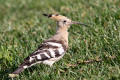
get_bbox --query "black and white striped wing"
[20,40,67,68]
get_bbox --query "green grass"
[0,0,120,80]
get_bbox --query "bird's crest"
[43,13,70,21]
[43,13,89,27]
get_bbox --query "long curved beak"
[71,21,89,27]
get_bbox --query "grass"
[0,0,120,80]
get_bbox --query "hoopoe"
[9,14,87,78]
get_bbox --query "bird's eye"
[63,20,66,23]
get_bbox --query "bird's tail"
[9,56,38,78]
[9,63,26,78]
[9,67,24,78]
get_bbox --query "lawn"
[0,0,120,80]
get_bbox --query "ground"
[0,0,120,80]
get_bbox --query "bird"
[9,14,88,78]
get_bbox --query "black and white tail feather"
[9,40,67,78]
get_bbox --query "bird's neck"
[48,25,69,48]
[56,26,68,34]
[55,26,69,47]
[56,26,69,40]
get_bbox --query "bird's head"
[43,13,88,30]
